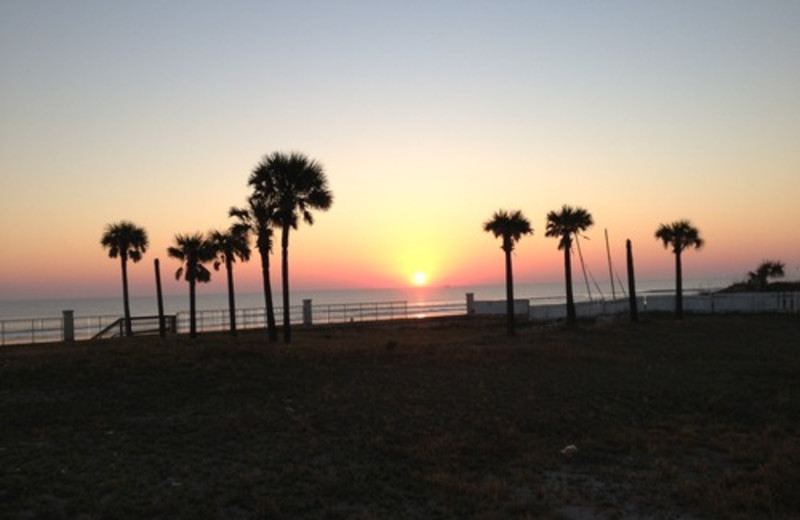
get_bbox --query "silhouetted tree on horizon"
[483,209,533,336]
[545,205,594,326]
[248,151,333,344]
[101,221,148,336]
[747,260,785,291]
[209,224,251,335]
[655,219,703,318]
[168,233,215,338]
[230,194,278,342]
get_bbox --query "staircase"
[93,315,177,340]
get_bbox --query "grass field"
[1,314,799,519]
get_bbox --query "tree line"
[103,150,784,341]
[101,151,332,343]
[484,206,704,335]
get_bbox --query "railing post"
[62,310,75,342]
[466,293,475,316]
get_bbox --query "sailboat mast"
[575,234,593,301]
[605,229,616,300]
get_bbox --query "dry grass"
[1,314,799,519]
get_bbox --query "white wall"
[644,292,798,314]
[471,292,799,321]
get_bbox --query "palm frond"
[545,205,593,251]
[483,209,533,252]
[655,220,703,253]
[101,221,148,261]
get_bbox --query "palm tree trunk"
[259,247,278,342]
[189,278,197,338]
[504,247,515,336]
[564,240,576,326]
[154,258,166,337]
[225,257,237,335]
[281,224,291,344]
[675,250,683,318]
[120,255,132,336]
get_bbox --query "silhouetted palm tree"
[101,221,148,336]
[747,260,785,290]
[545,205,594,326]
[655,220,704,318]
[168,233,215,338]
[249,152,333,343]
[483,209,533,336]
[230,194,278,342]
[209,225,251,335]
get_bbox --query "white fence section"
[467,292,800,320]
[469,299,530,316]
[527,299,632,321]
[642,292,798,314]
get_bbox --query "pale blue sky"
[2,1,799,298]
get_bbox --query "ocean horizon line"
[0,278,729,321]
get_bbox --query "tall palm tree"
[545,205,594,326]
[655,220,704,318]
[747,260,785,290]
[230,194,278,342]
[249,151,333,343]
[483,209,533,336]
[167,233,215,338]
[209,224,251,335]
[101,221,148,336]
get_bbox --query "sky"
[1,0,799,300]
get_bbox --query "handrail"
[92,315,177,340]
[93,318,124,340]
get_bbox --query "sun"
[412,271,428,286]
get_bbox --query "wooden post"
[62,310,75,342]
[626,239,639,322]
[155,258,166,337]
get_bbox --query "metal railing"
[0,317,64,345]
[93,315,178,340]
[1,299,467,345]
[3,292,798,346]
[177,301,466,334]
[314,301,409,324]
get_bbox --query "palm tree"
[230,194,278,342]
[249,151,333,343]
[209,225,251,335]
[483,209,533,336]
[747,260,784,291]
[545,205,594,326]
[655,220,704,318]
[167,233,215,338]
[101,221,148,336]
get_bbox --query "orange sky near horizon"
[1,2,799,301]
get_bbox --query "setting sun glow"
[0,3,798,302]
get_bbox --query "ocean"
[0,278,722,321]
